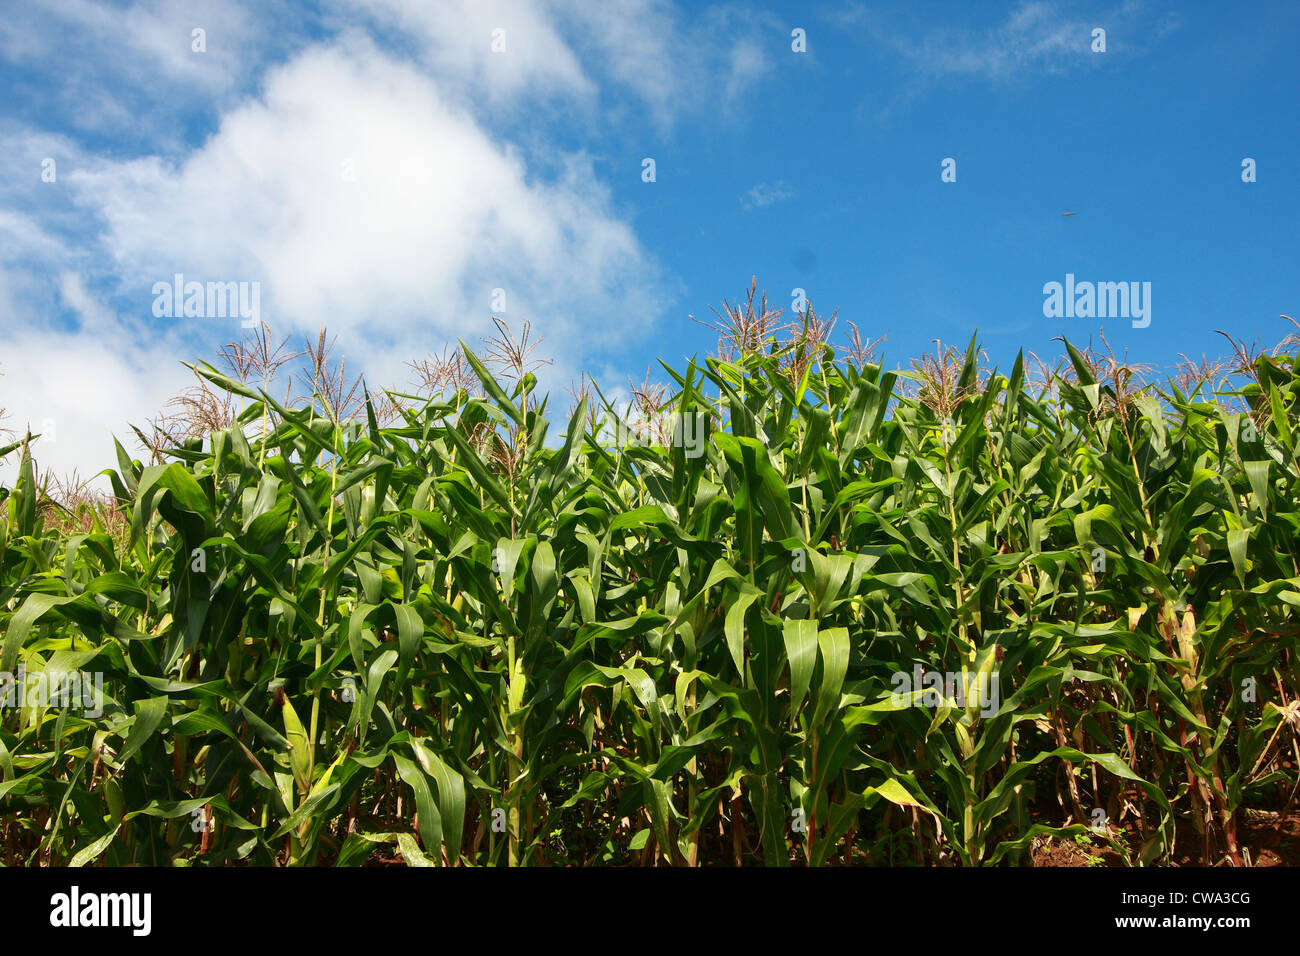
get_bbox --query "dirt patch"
[1031,806,1300,866]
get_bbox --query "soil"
[1030,806,1300,866]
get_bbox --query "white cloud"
[351,0,777,130]
[347,0,594,107]
[721,33,770,101]
[0,273,197,489]
[0,0,275,146]
[0,209,67,260]
[0,0,781,481]
[895,2,1092,80]
[21,37,671,456]
[740,181,796,210]
[555,1,775,129]
[101,40,654,310]
[837,0,1151,86]
[552,0,681,126]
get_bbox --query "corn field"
[1,322,1298,867]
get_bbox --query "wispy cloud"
[0,0,293,152]
[830,1,1172,123]
[350,0,775,130]
[741,181,796,211]
[901,2,1094,81]
[835,1,1168,86]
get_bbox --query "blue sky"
[1,0,1297,482]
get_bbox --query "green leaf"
[782,620,818,714]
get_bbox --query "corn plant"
[1,312,1297,866]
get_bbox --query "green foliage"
[0,333,1297,866]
